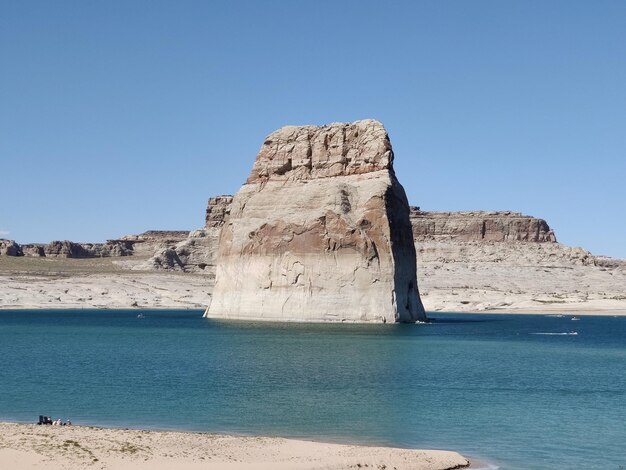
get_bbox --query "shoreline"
[0,421,471,469]
[1,305,625,318]
[441,308,626,316]
[2,256,625,316]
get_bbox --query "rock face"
[138,198,234,275]
[116,231,190,258]
[21,244,45,257]
[131,200,233,274]
[205,196,233,227]
[0,239,22,256]
[144,230,220,275]
[42,241,94,258]
[1,240,134,258]
[410,210,557,243]
[206,120,426,323]
[119,230,190,242]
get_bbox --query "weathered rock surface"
[115,231,187,257]
[415,239,626,313]
[206,120,426,323]
[135,198,233,274]
[142,230,220,275]
[1,240,134,258]
[205,196,233,227]
[20,244,45,257]
[42,241,93,258]
[119,230,190,242]
[410,209,557,243]
[0,240,22,256]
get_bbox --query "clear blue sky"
[1,1,625,258]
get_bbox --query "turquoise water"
[1,310,625,469]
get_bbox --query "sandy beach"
[0,422,470,470]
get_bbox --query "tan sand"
[0,422,469,470]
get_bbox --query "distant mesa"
[206,119,426,323]
[118,230,191,242]
[0,232,189,260]
[410,209,557,243]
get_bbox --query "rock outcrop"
[116,231,190,257]
[206,120,426,323]
[143,230,220,275]
[119,231,190,242]
[410,209,557,243]
[205,196,233,227]
[42,241,94,258]
[20,244,45,257]
[138,198,233,275]
[2,240,134,258]
[0,240,22,256]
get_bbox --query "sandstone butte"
[205,120,426,323]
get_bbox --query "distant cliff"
[204,201,560,246]
[202,202,560,245]
[409,209,557,243]
[0,231,189,259]
[0,207,562,261]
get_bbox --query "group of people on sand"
[38,415,71,426]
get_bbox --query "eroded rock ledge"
[206,120,426,323]
[410,209,557,243]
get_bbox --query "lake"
[0,309,624,469]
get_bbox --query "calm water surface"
[0,310,624,470]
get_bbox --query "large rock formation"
[206,120,426,323]
[410,209,557,243]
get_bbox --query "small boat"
[571,316,580,321]
[137,313,145,319]
[567,331,578,335]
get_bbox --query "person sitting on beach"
[66,419,72,426]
